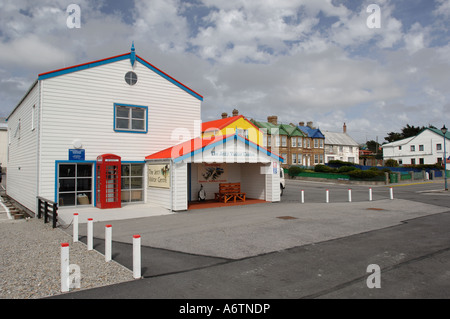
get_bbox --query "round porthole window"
[125,71,138,85]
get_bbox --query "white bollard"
[390,187,394,200]
[348,189,352,202]
[133,234,141,279]
[87,218,93,251]
[326,189,329,203]
[73,213,79,243]
[301,190,304,203]
[105,225,112,262]
[369,188,373,201]
[61,243,69,293]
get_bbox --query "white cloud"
[0,34,73,69]
[0,0,449,139]
[434,0,450,17]
[133,0,190,53]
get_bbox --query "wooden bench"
[214,183,246,203]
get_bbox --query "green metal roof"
[427,127,450,140]
[251,120,305,137]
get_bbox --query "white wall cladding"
[265,162,280,202]
[147,187,171,209]
[7,82,39,211]
[38,58,201,202]
[172,162,187,211]
[240,163,265,200]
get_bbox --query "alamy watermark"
[66,4,81,29]
[366,264,381,288]
[366,4,381,29]
[67,264,81,289]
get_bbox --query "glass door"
[58,163,93,207]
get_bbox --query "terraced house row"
[203,110,360,168]
[201,110,330,168]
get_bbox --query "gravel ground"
[0,218,134,299]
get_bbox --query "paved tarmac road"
[52,180,450,302]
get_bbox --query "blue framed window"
[114,103,148,133]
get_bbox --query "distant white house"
[382,128,450,165]
[324,123,359,164]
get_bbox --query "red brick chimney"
[267,116,278,125]
[343,123,347,133]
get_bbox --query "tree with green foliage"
[384,124,431,143]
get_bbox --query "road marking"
[388,182,436,187]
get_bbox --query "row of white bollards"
[62,214,142,292]
[299,187,394,203]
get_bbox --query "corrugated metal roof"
[297,126,325,138]
[381,136,414,147]
[324,131,359,146]
[251,121,305,137]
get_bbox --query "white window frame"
[281,135,287,147]
[291,137,297,148]
[114,103,148,133]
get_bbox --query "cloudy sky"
[1,0,450,143]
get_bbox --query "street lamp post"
[441,125,448,191]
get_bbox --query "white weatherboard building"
[7,44,282,216]
[382,128,450,165]
[323,124,359,164]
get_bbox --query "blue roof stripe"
[38,54,130,80]
[136,56,203,101]
[37,52,203,101]
[173,134,284,163]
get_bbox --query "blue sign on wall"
[69,149,85,161]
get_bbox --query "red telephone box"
[96,154,121,209]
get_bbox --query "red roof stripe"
[38,53,129,77]
[201,115,262,133]
[202,115,242,132]
[145,133,283,162]
[145,134,228,160]
[137,55,203,99]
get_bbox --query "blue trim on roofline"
[173,134,283,163]
[39,54,130,80]
[37,52,203,102]
[136,56,203,101]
